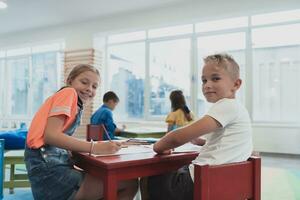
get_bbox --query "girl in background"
[166,90,194,132]
[24,64,137,200]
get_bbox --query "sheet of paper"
[92,145,154,157]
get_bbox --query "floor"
[2,153,300,200]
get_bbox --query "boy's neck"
[104,102,113,110]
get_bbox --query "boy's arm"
[153,115,221,154]
[191,137,206,146]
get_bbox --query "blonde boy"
[148,53,252,200]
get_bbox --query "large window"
[107,42,145,120]
[0,56,5,116]
[252,24,300,122]
[103,9,300,124]
[7,57,29,115]
[0,43,63,127]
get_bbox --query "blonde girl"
[24,64,137,200]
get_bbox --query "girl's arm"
[154,115,220,154]
[44,115,121,154]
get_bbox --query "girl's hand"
[92,141,121,155]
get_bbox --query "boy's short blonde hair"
[204,53,240,80]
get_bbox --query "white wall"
[1,0,300,154]
[1,0,300,49]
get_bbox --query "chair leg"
[9,164,15,194]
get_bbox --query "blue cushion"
[0,128,27,150]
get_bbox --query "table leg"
[103,174,117,200]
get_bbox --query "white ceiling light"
[0,0,8,9]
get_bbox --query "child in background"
[148,53,253,200]
[91,91,125,140]
[24,64,137,200]
[166,90,194,132]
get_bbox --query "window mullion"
[144,38,150,120]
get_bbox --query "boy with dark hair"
[91,91,124,140]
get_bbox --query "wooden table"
[120,127,166,138]
[72,151,198,200]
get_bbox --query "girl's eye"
[202,79,207,84]
[81,81,88,85]
[92,85,98,89]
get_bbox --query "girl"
[24,64,137,200]
[166,90,194,132]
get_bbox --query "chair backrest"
[194,156,261,200]
[86,124,104,141]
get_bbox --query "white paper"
[91,145,154,157]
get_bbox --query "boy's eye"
[212,77,221,81]
[202,79,207,84]
[92,85,98,89]
[81,80,88,85]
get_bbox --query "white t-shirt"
[189,98,253,181]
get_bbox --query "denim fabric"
[148,165,194,200]
[24,146,83,200]
[64,108,83,136]
[24,107,84,200]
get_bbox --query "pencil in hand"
[101,124,112,141]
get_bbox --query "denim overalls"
[24,102,84,200]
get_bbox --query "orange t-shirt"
[26,88,79,148]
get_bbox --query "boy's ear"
[234,78,242,90]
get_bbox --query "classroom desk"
[120,127,166,138]
[72,151,198,200]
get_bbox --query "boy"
[147,53,253,200]
[91,91,125,140]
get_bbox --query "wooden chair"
[194,156,261,200]
[86,124,104,141]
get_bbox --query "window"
[31,52,60,114]
[103,9,300,124]
[149,39,191,117]
[0,42,63,126]
[251,9,300,26]
[7,57,30,115]
[0,58,4,116]
[108,31,146,44]
[196,17,248,32]
[107,43,145,120]
[148,24,193,38]
[252,24,300,122]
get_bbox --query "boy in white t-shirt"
[148,53,253,200]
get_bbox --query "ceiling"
[0,0,185,35]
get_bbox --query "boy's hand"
[191,138,206,146]
[92,141,121,155]
[154,149,172,155]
